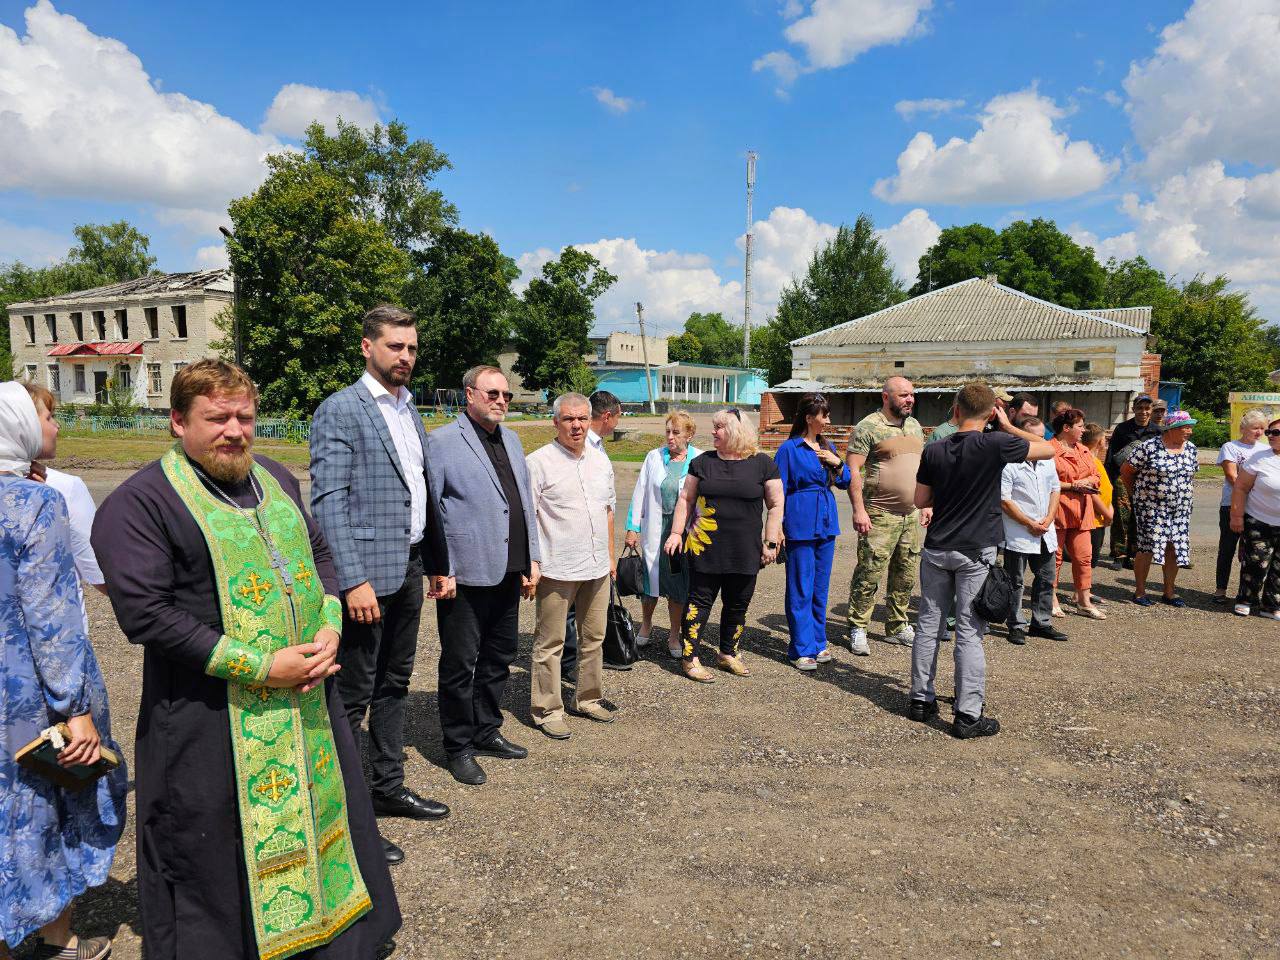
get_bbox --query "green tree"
[666,331,702,363]
[755,214,904,385]
[407,227,519,390]
[510,247,616,395]
[304,120,457,249]
[682,312,744,366]
[1148,275,1272,412]
[910,218,1105,307]
[226,152,410,414]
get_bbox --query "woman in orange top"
[1052,408,1106,619]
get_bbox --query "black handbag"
[602,582,639,668]
[972,560,1016,623]
[615,544,645,597]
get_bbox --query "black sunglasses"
[473,388,514,402]
[1267,429,1280,438]
[727,407,742,421]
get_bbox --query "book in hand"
[16,722,120,792]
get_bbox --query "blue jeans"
[784,537,836,659]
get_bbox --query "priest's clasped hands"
[266,627,342,693]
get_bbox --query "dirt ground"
[26,466,1279,960]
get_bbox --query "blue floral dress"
[1127,437,1198,566]
[0,477,127,947]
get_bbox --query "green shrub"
[1185,407,1229,448]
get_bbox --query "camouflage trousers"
[1110,483,1137,560]
[848,508,921,634]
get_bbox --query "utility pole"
[218,226,242,366]
[743,150,756,367]
[636,301,656,414]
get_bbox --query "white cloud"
[1067,225,1139,264]
[756,0,931,87]
[194,244,230,269]
[261,84,381,138]
[591,87,639,114]
[872,88,1117,205]
[894,98,964,119]
[1102,90,1123,108]
[1082,163,1280,319]
[0,218,72,266]
[514,206,934,333]
[1123,0,1280,176]
[876,208,940,285]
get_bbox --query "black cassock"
[92,455,400,960]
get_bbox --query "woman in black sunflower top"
[664,408,784,683]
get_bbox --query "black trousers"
[681,570,757,658]
[436,572,522,758]
[336,546,424,798]
[1216,505,1242,591]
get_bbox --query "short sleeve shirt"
[928,421,958,445]
[847,411,924,515]
[1242,449,1280,527]
[1217,439,1266,507]
[685,452,780,576]
[917,431,1030,551]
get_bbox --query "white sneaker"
[1234,603,1251,617]
[790,656,818,671]
[815,647,832,663]
[636,634,650,648]
[849,627,870,656]
[885,625,916,647]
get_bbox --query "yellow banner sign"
[1229,392,1280,430]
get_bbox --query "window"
[674,375,687,394]
[144,307,159,339]
[660,374,672,396]
[70,312,84,341]
[171,304,188,338]
[173,361,188,377]
[44,314,57,343]
[47,364,60,395]
[93,311,106,340]
[148,362,162,395]
[1074,359,1092,374]
[23,315,35,344]
[116,363,132,391]
[24,364,37,381]
[74,364,86,393]
[115,309,129,340]
[894,360,905,368]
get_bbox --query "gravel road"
[26,465,1279,959]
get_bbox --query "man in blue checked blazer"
[310,304,451,865]
[425,364,541,787]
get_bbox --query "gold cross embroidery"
[247,684,271,704]
[227,653,253,677]
[255,768,295,804]
[295,562,314,589]
[239,572,272,605]
[314,748,333,775]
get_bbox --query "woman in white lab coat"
[623,411,699,657]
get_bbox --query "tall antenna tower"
[743,150,757,367]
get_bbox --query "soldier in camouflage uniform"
[846,377,926,653]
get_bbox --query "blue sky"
[2,0,1277,334]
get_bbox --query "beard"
[373,356,413,388]
[196,442,254,484]
[889,399,913,419]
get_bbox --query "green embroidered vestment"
[162,447,370,960]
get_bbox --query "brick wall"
[1141,352,1162,397]
[759,391,784,434]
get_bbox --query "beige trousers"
[531,574,610,724]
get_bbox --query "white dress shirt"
[526,440,615,581]
[587,428,605,452]
[360,370,427,544]
[1000,459,1060,554]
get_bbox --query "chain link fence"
[54,411,312,443]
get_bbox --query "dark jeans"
[681,570,757,658]
[1216,505,1242,592]
[1004,543,1055,630]
[337,546,424,797]
[436,573,522,758]
[1090,526,1105,568]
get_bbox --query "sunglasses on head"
[474,388,513,402]
[727,407,742,421]
[1267,429,1280,438]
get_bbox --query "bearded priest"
[92,360,399,960]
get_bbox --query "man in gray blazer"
[426,365,540,786]
[311,304,450,865]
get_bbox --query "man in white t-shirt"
[1214,411,1267,602]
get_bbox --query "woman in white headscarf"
[0,381,124,960]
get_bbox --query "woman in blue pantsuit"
[775,394,850,670]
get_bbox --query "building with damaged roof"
[760,274,1159,443]
[6,269,232,408]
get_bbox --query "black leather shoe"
[473,733,528,760]
[907,699,939,723]
[1007,628,1026,645]
[372,787,450,821]
[381,836,404,865]
[952,712,1001,740]
[448,754,487,786]
[1028,624,1069,641]
[602,660,633,671]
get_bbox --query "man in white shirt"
[526,392,616,739]
[999,416,1068,645]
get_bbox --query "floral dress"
[0,477,127,947]
[1127,437,1198,565]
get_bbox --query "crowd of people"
[3,302,1279,959]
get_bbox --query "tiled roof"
[48,341,144,357]
[8,269,232,309]
[792,277,1149,347]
